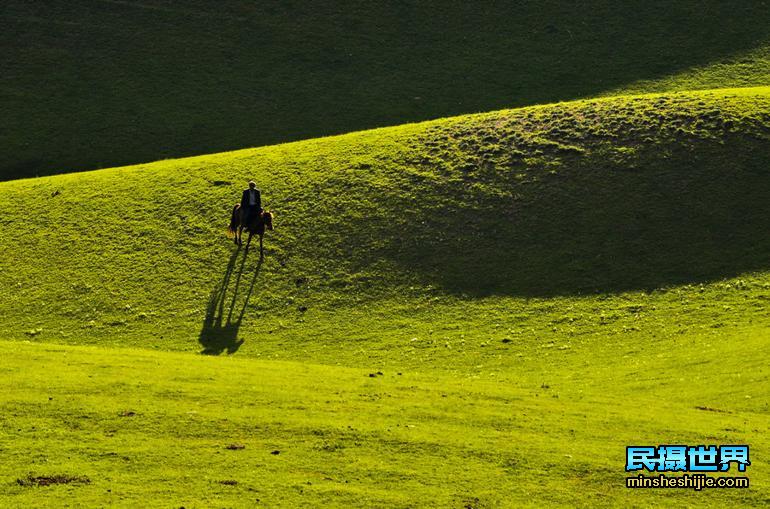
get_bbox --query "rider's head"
[248,181,256,189]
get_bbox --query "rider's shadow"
[198,247,262,355]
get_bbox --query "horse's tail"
[227,204,240,237]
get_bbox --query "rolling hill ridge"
[1,86,768,363]
[3,0,770,179]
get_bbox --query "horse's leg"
[245,230,253,252]
[237,225,244,245]
[259,234,264,258]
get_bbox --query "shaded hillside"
[3,1,770,179]
[0,87,768,354]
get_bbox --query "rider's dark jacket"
[240,188,261,211]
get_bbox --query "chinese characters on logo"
[626,445,750,472]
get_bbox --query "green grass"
[2,323,768,508]
[3,1,770,179]
[1,86,768,361]
[607,44,770,97]
[1,86,769,505]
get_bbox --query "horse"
[227,205,274,256]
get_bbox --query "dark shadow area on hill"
[199,246,263,355]
[4,1,770,179]
[374,137,770,297]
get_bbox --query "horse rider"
[240,181,262,224]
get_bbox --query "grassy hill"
[1,86,768,357]
[1,87,769,505]
[3,0,770,179]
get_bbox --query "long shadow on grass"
[337,133,770,297]
[412,140,770,296]
[199,247,263,355]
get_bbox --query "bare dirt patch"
[16,474,90,487]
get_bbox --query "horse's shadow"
[199,247,262,355]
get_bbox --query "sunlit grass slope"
[1,86,768,368]
[3,1,770,179]
[609,44,770,97]
[2,323,769,508]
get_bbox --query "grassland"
[3,1,770,179]
[1,86,769,505]
[2,323,768,508]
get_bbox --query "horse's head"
[262,210,274,230]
